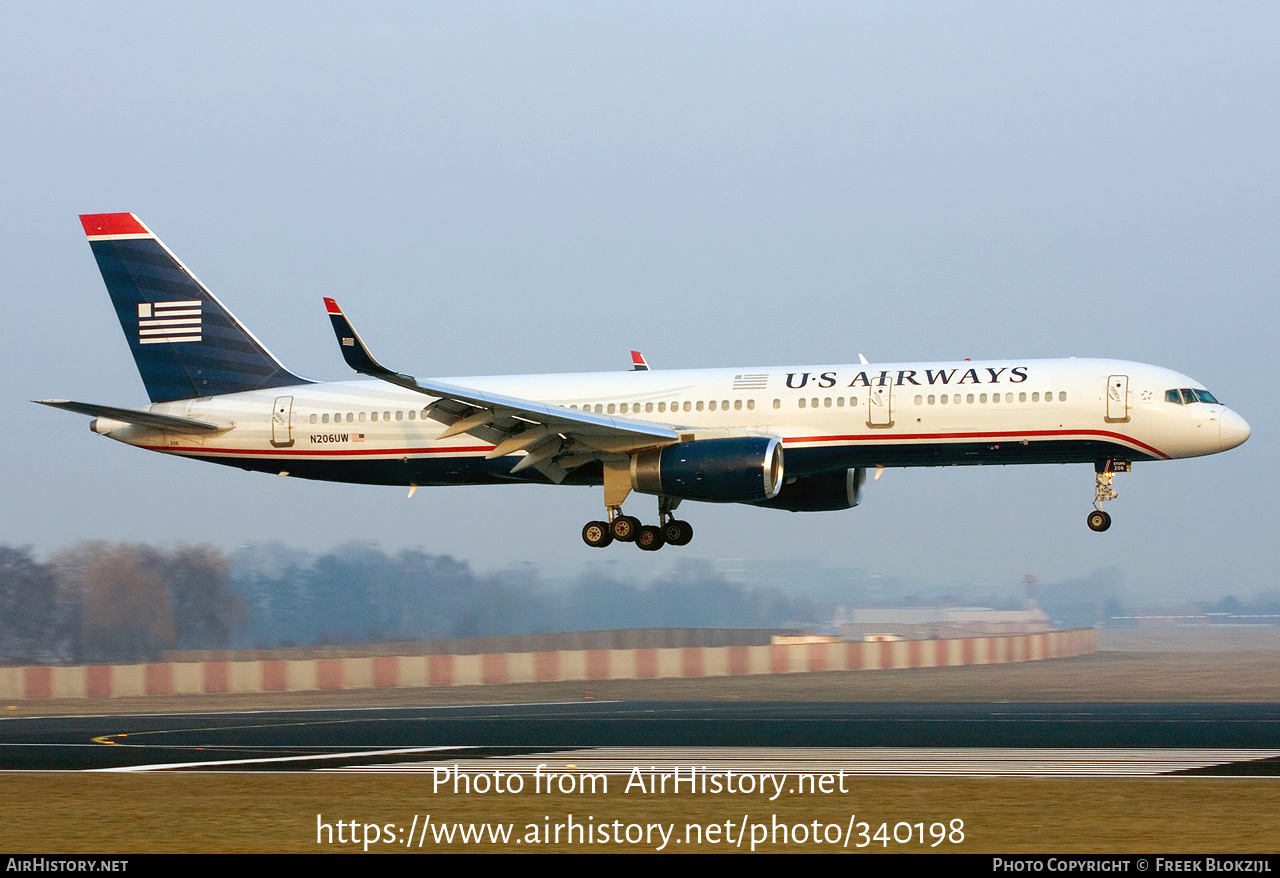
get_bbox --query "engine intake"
[631,437,784,503]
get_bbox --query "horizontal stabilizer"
[33,399,228,433]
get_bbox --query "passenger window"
[1019,392,1027,402]
[824,398,832,408]
[747,399,755,410]
[359,412,366,422]
[708,400,716,411]
[607,404,616,414]
[734,399,742,410]
[811,398,819,408]
[836,397,844,407]
[322,413,329,423]
[696,401,704,411]
[658,402,666,413]
[722,400,729,410]
[1006,393,1013,403]
[927,395,935,405]
[309,414,318,424]
[979,393,988,404]
[915,395,923,405]
[620,403,628,414]
[384,411,391,420]
[798,398,807,408]
[683,401,691,412]
[371,412,378,421]
[940,394,948,404]
[1032,392,1040,402]
[966,394,975,404]
[407,410,415,420]
[395,411,403,421]
[1058,392,1066,402]
[772,399,780,409]
[850,396,858,406]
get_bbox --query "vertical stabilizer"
[80,213,311,403]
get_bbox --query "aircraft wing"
[33,399,229,433]
[323,298,680,482]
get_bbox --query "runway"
[4,701,1280,774]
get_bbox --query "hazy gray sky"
[3,3,1276,600]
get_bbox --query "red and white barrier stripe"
[0,629,1096,699]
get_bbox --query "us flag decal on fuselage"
[138,300,202,344]
[733,374,769,390]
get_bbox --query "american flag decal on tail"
[732,373,769,390]
[138,300,202,344]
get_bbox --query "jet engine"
[630,437,784,503]
[751,467,865,512]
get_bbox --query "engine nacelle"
[631,437,784,503]
[752,467,865,512]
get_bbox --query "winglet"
[631,350,650,371]
[323,298,419,388]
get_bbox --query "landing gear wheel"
[1087,510,1112,532]
[611,515,641,542]
[663,519,693,546]
[635,525,665,551]
[582,521,614,547]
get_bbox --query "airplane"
[37,213,1250,551]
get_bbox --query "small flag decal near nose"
[138,300,202,344]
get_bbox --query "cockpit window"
[1166,388,1221,405]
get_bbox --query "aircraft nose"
[1220,409,1251,451]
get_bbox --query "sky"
[2,3,1277,602]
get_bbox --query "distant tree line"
[0,543,244,665]
[0,542,814,664]
[230,543,813,648]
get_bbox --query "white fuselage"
[100,357,1248,485]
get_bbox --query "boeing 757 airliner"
[37,213,1250,550]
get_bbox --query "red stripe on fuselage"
[782,428,1169,459]
[138,444,494,458]
[140,427,1166,461]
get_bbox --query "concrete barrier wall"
[0,628,1096,700]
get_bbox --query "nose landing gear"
[1087,460,1128,532]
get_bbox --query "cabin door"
[1105,375,1129,422]
[868,378,894,427]
[271,395,295,447]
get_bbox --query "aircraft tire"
[1086,510,1111,532]
[636,525,665,551]
[664,520,694,546]
[583,521,614,547]
[611,515,641,542]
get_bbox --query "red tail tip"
[323,298,342,315]
[79,213,148,237]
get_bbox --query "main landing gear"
[1086,459,1129,532]
[582,497,693,551]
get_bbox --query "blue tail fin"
[80,213,311,403]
